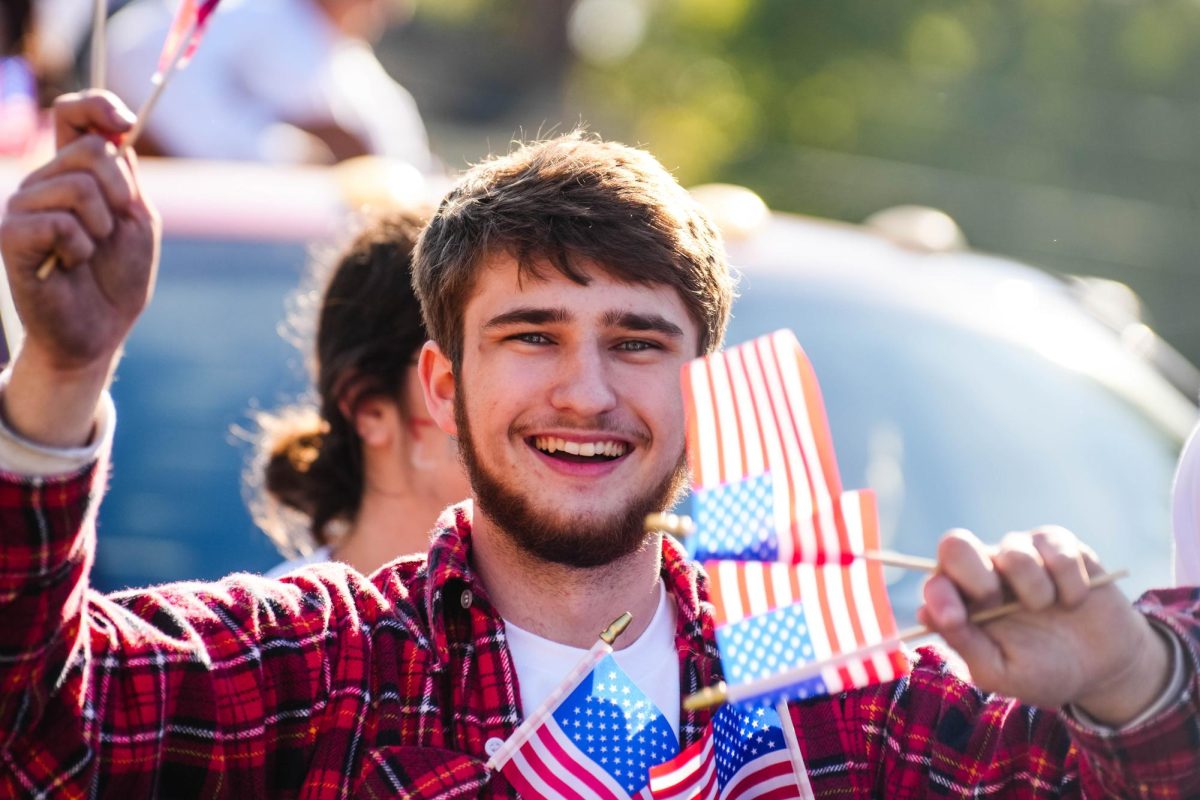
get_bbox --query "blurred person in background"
[250,208,470,576]
[1173,422,1200,585]
[0,0,38,156]
[105,0,433,167]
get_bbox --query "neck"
[333,484,444,574]
[471,511,664,650]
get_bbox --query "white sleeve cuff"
[1067,619,1186,734]
[0,369,115,476]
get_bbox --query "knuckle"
[52,91,86,110]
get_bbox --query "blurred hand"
[917,526,1171,727]
[0,91,161,446]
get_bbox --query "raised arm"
[0,91,159,447]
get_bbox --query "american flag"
[155,0,222,81]
[495,654,678,799]
[648,705,804,799]
[704,489,909,701]
[682,330,848,566]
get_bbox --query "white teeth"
[533,437,628,458]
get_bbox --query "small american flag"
[682,330,848,566]
[495,654,678,799]
[154,0,222,81]
[648,705,804,799]
[704,490,909,702]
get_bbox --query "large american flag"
[648,705,804,799]
[682,329,847,565]
[704,489,909,700]
[495,654,678,799]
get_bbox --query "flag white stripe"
[721,753,802,800]
[689,361,721,489]
[726,347,765,477]
[708,354,743,484]
[752,336,816,563]
[769,331,839,561]
[518,717,629,799]
[738,342,794,563]
[715,561,745,627]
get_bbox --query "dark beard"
[453,389,689,568]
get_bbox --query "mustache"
[509,415,651,444]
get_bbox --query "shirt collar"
[420,500,715,679]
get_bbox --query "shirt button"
[460,588,474,609]
[484,737,503,757]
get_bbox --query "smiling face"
[421,251,697,568]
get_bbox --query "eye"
[615,339,659,352]
[510,332,553,345]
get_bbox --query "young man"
[0,92,1195,798]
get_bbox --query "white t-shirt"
[503,583,681,738]
[265,545,333,578]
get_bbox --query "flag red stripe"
[504,745,584,800]
[858,492,900,639]
[724,757,798,799]
[794,348,843,503]
[535,724,622,800]
[703,361,729,485]
[681,361,704,485]
[762,338,822,555]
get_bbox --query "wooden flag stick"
[36,16,201,281]
[683,569,1129,711]
[484,612,633,773]
[644,513,937,572]
[91,0,107,90]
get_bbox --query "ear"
[418,341,458,436]
[350,395,400,448]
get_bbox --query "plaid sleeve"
[1062,587,1200,799]
[0,464,442,798]
[0,462,103,754]
[786,593,1200,799]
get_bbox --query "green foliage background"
[564,0,1200,365]
[394,0,1200,366]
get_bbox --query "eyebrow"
[483,307,685,339]
[601,310,685,339]
[483,307,572,329]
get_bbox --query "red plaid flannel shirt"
[1,460,1197,799]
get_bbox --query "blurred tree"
[564,0,1200,364]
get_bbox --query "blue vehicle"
[0,160,1192,623]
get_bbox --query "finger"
[19,136,135,216]
[0,211,96,271]
[918,575,1000,684]
[53,90,137,149]
[7,173,116,241]
[936,529,1002,607]
[1030,526,1090,607]
[992,532,1056,612]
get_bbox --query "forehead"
[464,251,699,333]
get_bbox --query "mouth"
[529,435,631,464]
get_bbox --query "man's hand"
[0,91,160,447]
[917,526,1172,727]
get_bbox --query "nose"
[549,342,619,418]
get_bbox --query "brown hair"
[413,132,735,366]
[248,208,430,556]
